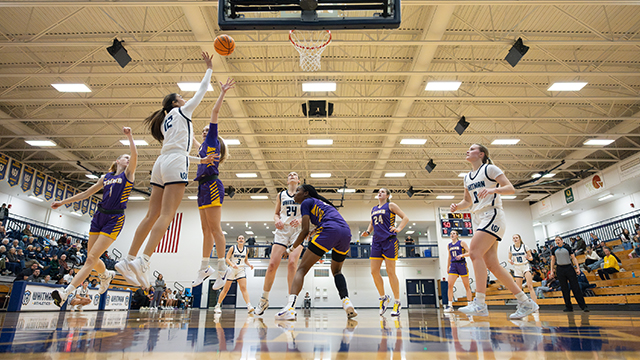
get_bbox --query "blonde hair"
[379,188,391,203]
[218,136,229,164]
[513,234,522,245]
[108,154,127,174]
[474,144,493,165]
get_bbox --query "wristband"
[286,246,293,254]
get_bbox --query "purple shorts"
[448,261,469,277]
[89,211,125,240]
[198,178,224,209]
[371,237,399,260]
[310,224,351,256]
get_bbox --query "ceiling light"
[264,223,267,226]
[405,230,415,234]
[236,173,258,178]
[51,83,91,92]
[120,139,148,146]
[307,139,333,146]
[25,140,56,147]
[272,231,276,234]
[337,188,356,193]
[532,173,542,179]
[266,226,269,229]
[409,226,412,229]
[561,210,573,216]
[598,194,614,201]
[491,139,520,145]
[458,173,466,177]
[188,196,198,200]
[400,139,427,145]
[533,222,542,226]
[310,173,331,178]
[245,230,254,235]
[501,195,517,200]
[251,195,269,200]
[230,226,234,229]
[223,231,228,235]
[302,82,336,92]
[436,195,455,200]
[412,223,416,225]
[225,139,241,145]
[384,172,405,178]
[543,173,555,178]
[129,196,146,200]
[425,81,461,91]
[547,82,587,91]
[85,174,99,180]
[584,139,615,146]
[28,195,44,202]
[177,82,214,92]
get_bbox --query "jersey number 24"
[286,206,297,217]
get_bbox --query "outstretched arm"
[123,127,138,181]
[182,52,214,115]
[210,78,235,125]
[51,178,104,209]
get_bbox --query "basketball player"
[213,235,255,314]
[443,230,473,312]
[276,184,357,320]
[451,144,538,319]
[51,127,138,307]
[115,52,216,288]
[191,78,234,290]
[67,280,92,311]
[255,172,303,316]
[509,234,537,300]
[361,188,408,317]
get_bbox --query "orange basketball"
[214,34,235,56]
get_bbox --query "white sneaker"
[212,267,229,291]
[379,295,391,316]
[129,257,151,289]
[390,301,401,317]
[98,270,116,294]
[76,304,83,312]
[115,259,140,286]
[248,305,255,314]
[458,298,489,317]
[510,299,539,320]
[192,266,214,287]
[275,306,296,321]
[213,304,222,314]
[342,298,357,319]
[255,297,269,316]
[444,305,454,313]
[52,289,69,308]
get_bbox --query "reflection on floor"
[1,308,640,359]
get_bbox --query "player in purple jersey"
[361,188,408,317]
[191,78,234,291]
[276,184,357,320]
[51,127,138,307]
[443,230,473,313]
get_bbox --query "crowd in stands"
[131,285,191,311]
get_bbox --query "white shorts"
[150,153,190,187]
[473,208,506,241]
[513,263,531,278]
[224,266,246,281]
[273,225,302,247]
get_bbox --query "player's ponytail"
[108,154,126,174]
[218,136,229,164]
[144,93,179,143]
[475,144,493,164]
[301,184,336,208]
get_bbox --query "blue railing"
[547,209,640,246]
[210,244,439,259]
[4,214,88,242]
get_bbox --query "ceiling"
[1,0,640,203]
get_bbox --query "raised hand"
[202,51,214,69]
[123,127,132,136]
[220,78,236,93]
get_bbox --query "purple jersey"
[300,198,347,228]
[449,240,466,263]
[100,172,133,210]
[371,202,396,242]
[194,123,220,181]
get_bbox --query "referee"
[550,235,589,312]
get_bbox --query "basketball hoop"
[289,30,331,72]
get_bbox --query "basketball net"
[290,30,331,72]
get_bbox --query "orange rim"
[289,30,332,50]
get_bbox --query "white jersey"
[231,245,247,266]
[75,286,89,298]
[160,69,212,155]
[510,243,530,265]
[463,163,504,214]
[279,189,301,226]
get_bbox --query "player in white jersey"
[255,172,304,316]
[214,235,255,314]
[451,144,538,319]
[115,52,217,289]
[68,279,92,311]
[509,234,537,300]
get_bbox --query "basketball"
[214,34,235,56]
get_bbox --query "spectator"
[22,225,33,237]
[17,237,26,249]
[532,268,543,282]
[573,236,587,255]
[41,274,51,283]
[589,233,601,247]
[246,236,256,258]
[68,280,92,311]
[583,246,602,272]
[0,204,9,227]
[629,235,640,259]
[5,247,20,275]
[16,248,26,269]
[26,245,36,261]
[48,254,60,278]
[58,233,68,245]
[620,228,632,243]
[594,241,607,258]
[90,279,99,288]
[0,225,6,238]
[132,287,151,310]
[0,245,7,275]
[151,274,166,309]
[27,268,42,282]
[577,271,595,295]
[550,235,589,312]
[14,262,39,282]
[2,238,9,247]
[59,254,70,275]
[597,247,620,280]
[405,236,415,257]
[63,268,75,285]
[535,271,561,299]
[303,291,311,309]
[11,239,19,250]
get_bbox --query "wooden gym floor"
[0,308,639,359]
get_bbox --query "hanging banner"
[0,154,9,181]
[33,172,45,197]
[81,198,89,214]
[64,186,74,208]
[7,159,22,187]
[584,173,605,197]
[564,187,575,204]
[45,177,55,201]
[73,189,81,211]
[20,166,35,193]
[89,197,98,217]
[55,182,65,202]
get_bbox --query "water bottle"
[633,271,636,278]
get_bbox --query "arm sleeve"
[486,164,504,180]
[300,199,313,217]
[182,68,213,116]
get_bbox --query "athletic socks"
[262,291,270,300]
[142,254,151,263]
[200,258,209,270]
[515,291,528,303]
[393,298,399,304]
[126,254,136,262]
[475,292,486,304]
[334,273,349,299]
[217,259,226,271]
[64,284,75,294]
[286,294,297,309]
[448,301,453,307]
